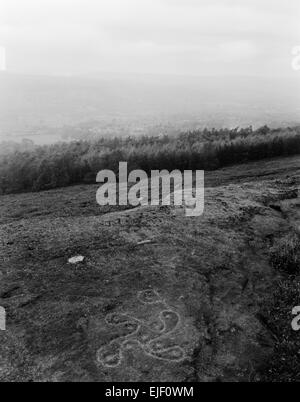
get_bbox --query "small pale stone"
[68,255,85,264]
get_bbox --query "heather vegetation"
[0,125,299,194]
[270,234,300,275]
[259,233,300,381]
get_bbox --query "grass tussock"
[258,233,300,381]
[270,234,300,274]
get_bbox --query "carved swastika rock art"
[96,290,187,368]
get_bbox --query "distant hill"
[0,72,300,142]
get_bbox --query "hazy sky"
[0,0,299,76]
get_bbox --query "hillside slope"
[0,156,299,381]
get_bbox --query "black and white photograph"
[0,0,300,386]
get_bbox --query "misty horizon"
[0,0,300,144]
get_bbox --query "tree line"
[0,125,299,194]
